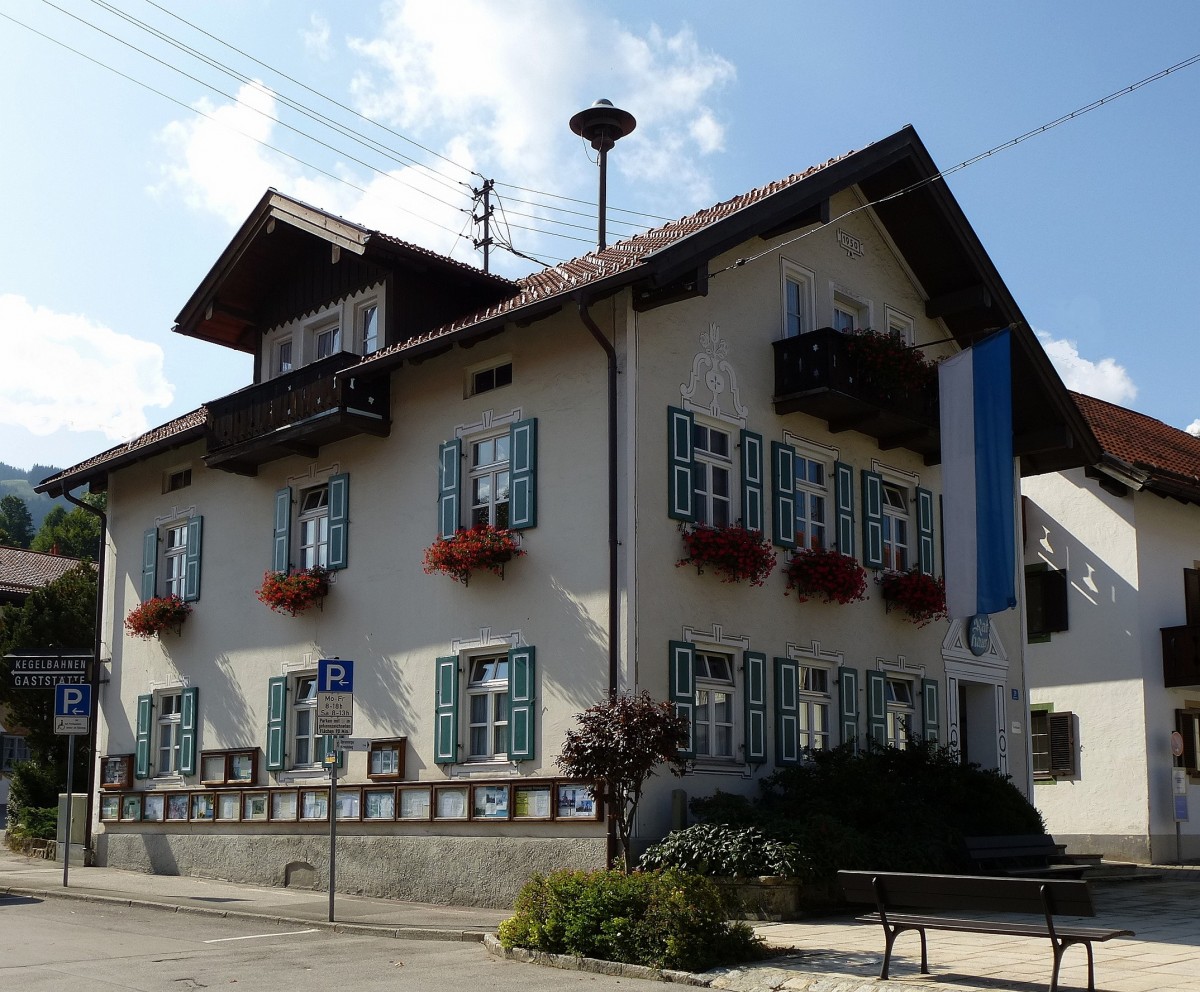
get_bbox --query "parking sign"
[54,683,91,735]
[316,659,354,736]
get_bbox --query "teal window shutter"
[922,678,940,743]
[266,676,287,771]
[834,461,855,556]
[861,470,884,569]
[179,686,199,775]
[508,646,536,760]
[667,407,695,521]
[740,430,764,533]
[743,651,767,764]
[770,441,796,548]
[916,487,935,576]
[141,528,158,601]
[272,488,292,572]
[839,668,859,751]
[183,516,203,602]
[438,439,462,539]
[135,694,153,778]
[866,670,887,745]
[509,419,538,529]
[669,640,696,757]
[434,655,459,764]
[327,473,350,569]
[774,657,800,766]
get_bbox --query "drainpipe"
[576,293,620,868]
[62,487,106,858]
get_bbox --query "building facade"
[39,126,1094,906]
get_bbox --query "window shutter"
[438,439,462,539]
[770,441,796,548]
[669,640,696,757]
[916,488,935,576]
[667,407,696,521]
[861,470,884,569]
[774,656,800,766]
[740,430,764,534]
[183,516,203,602]
[1048,711,1076,776]
[135,694,152,778]
[272,488,292,573]
[509,419,538,529]
[866,669,887,745]
[743,651,767,764]
[834,461,855,556]
[922,678,939,743]
[434,655,459,764]
[266,676,287,772]
[179,686,199,775]
[839,667,859,751]
[327,473,349,570]
[508,645,536,761]
[141,528,158,601]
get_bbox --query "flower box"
[843,329,938,396]
[124,595,192,639]
[783,547,867,604]
[676,524,776,586]
[256,568,329,615]
[878,568,947,626]
[422,525,525,586]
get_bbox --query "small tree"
[0,494,35,549]
[556,691,689,872]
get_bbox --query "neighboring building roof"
[1072,392,1200,504]
[0,545,83,604]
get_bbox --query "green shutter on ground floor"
[179,686,198,776]
[866,669,887,745]
[774,656,800,766]
[922,678,940,743]
[135,694,152,778]
[743,650,767,764]
[839,667,859,751]
[508,646,536,761]
[266,676,287,771]
[669,640,696,758]
[434,655,459,764]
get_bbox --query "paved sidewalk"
[2,849,1197,990]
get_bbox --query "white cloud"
[1186,420,1200,438]
[1035,330,1137,406]
[304,14,333,61]
[0,295,173,444]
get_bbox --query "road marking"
[203,928,320,943]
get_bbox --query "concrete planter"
[714,875,805,920]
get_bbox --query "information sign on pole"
[7,653,91,688]
[54,684,92,736]
[315,659,353,924]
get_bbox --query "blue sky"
[2,1,1198,474]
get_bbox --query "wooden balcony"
[773,327,941,462]
[204,352,390,475]
[1163,625,1200,688]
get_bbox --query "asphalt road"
[0,893,645,992]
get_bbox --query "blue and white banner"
[938,329,1016,619]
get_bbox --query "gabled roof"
[0,546,83,604]
[1072,392,1200,504]
[38,124,1098,495]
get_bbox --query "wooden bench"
[838,870,1134,992]
[965,834,1088,879]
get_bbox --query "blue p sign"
[55,683,91,717]
[318,659,354,693]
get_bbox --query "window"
[271,476,349,573]
[298,484,329,570]
[885,679,914,749]
[293,675,320,767]
[691,652,735,759]
[200,748,257,786]
[692,422,732,527]
[1026,566,1069,639]
[157,691,182,774]
[797,666,831,750]
[885,307,915,345]
[471,361,513,396]
[467,654,510,760]
[368,738,406,780]
[314,322,340,360]
[265,674,341,773]
[434,647,536,765]
[135,688,197,778]
[794,455,828,549]
[163,467,191,493]
[1,734,30,772]
[782,263,814,337]
[163,523,188,598]
[832,294,863,332]
[1033,709,1077,778]
[470,434,511,528]
[881,483,910,571]
[276,338,293,376]
[141,517,203,603]
[359,303,379,355]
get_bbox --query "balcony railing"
[773,327,941,461]
[204,351,390,474]
[1163,625,1200,688]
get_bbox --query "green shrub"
[639,823,801,877]
[9,806,57,841]
[498,868,764,972]
[6,761,62,835]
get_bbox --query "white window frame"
[1,734,30,772]
[275,337,294,377]
[466,652,510,762]
[297,483,330,570]
[798,664,832,750]
[794,452,829,550]
[693,650,737,761]
[469,431,512,529]
[313,320,340,361]
[830,286,871,333]
[885,678,914,749]
[292,674,320,769]
[692,419,733,528]
[781,260,815,338]
[881,481,911,572]
[162,522,188,598]
[156,690,183,776]
[884,306,915,346]
[356,300,380,356]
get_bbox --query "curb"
[482,933,711,986]
[0,884,487,943]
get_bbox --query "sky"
[2,1,1199,476]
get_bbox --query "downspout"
[576,293,620,869]
[62,487,106,858]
